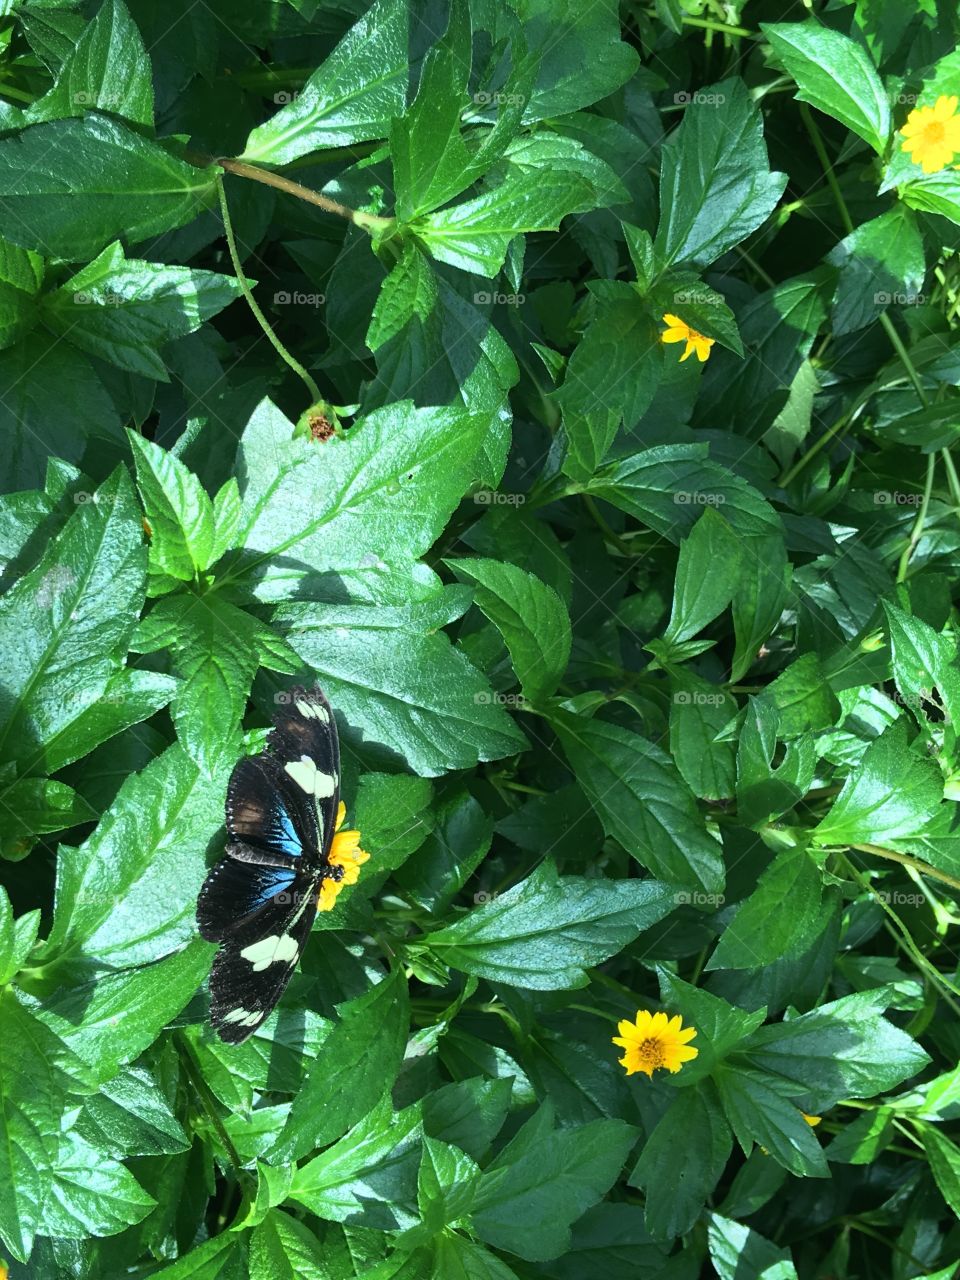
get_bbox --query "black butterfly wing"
[205,870,317,1043]
[196,685,341,1043]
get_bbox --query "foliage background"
[2,0,960,1275]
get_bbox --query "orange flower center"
[638,1037,665,1068]
[924,121,946,144]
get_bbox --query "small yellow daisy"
[612,1009,698,1077]
[660,313,715,363]
[317,802,370,912]
[900,95,960,173]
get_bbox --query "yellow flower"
[900,95,960,173]
[660,313,715,363]
[317,802,370,912]
[612,1009,698,1077]
[802,1113,822,1127]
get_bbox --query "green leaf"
[813,721,943,845]
[233,398,492,600]
[446,557,571,703]
[827,207,925,335]
[501,0,639,121]
[0,115,216,261]
[414,140,606,276]
[0,235,42,352]
[424,860,675,988]
[553,712,724,894]
[669,677,737,802]
[37,1128,156,1240]
[40,741,229,973]
[707,846,823,971]
[0,334,123,490]
[0,988,90,1261]
[249,1211,327,1279]
[0,890,41,984]
[883,600,960,729]
[920,1125,960,1217]
[663,507,743,647]
[654,79,786,269]
[630,1084,732,1240]
[352,772,434,877]
[128,432,216,579]
[240,0,408,165]
[555,287,662,477]
[656,970,767,1083]
[146,1233,247,1279]
[42,243,242,379]
[741,988,930,1103]
[735,699,817,827]
[716,1066,828,1177]
[268,969,410,1162]
[708,1213,799,1280]
[36,940,213,1086]
[762,21,890,154]
[26,0,154,127]
[471,1104,636,1261]
[431,1234,521,1280]
[135,592,296,773]
[279,592,527,776]
[0,466,146,772]
[416,1135,481,1231]
[75,1063,189,1158]
[289,1096,423,1227]
[0,777,96,860]
[390,0,531,222]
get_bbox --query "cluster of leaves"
[4,0,960,1275]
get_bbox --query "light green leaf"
[40,742,229,973]
[446,556,571,703]
[128,431,216,579]
[471,1104,636,1261]
[763,21,890,153]
[240,0,408,165]
[26,0,154,127]
[268,969,410,1162]
[0,115,216,261]
[42,243,242,380]
[655,79,786,269]
[0,467,146,773]
[707,846,823,971]
[553,712,724,894]
[813,721,943,845]
[37,1128,155,1239]
[424,860,675,988]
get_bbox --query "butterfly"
[196,685,342,1043]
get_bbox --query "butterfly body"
[196,686,341,1043]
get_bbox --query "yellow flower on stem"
[612,1009,698,1077]
[900,95,960,173]
[317,801,370,912]
[660,313,715,363]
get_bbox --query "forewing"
[196,850,299,943]
[268,686,341,860]
[226,751,317,861]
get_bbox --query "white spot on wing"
[223,1008,261,1026]
[295,697,328,722]
[285,754,336,798]
[240,933,300,972]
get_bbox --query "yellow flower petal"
[612,1008,698,1078]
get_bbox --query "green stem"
[216,172,323,406]
[177,1033,248,1178]
[800,103,855,235]
[878,311,928,406]
[896,452,936,582]
[0,81,32,104]
[217,156,393,234]
[680,15,755,38]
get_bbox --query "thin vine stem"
[217,156,393,233]
[215,171,323,406]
